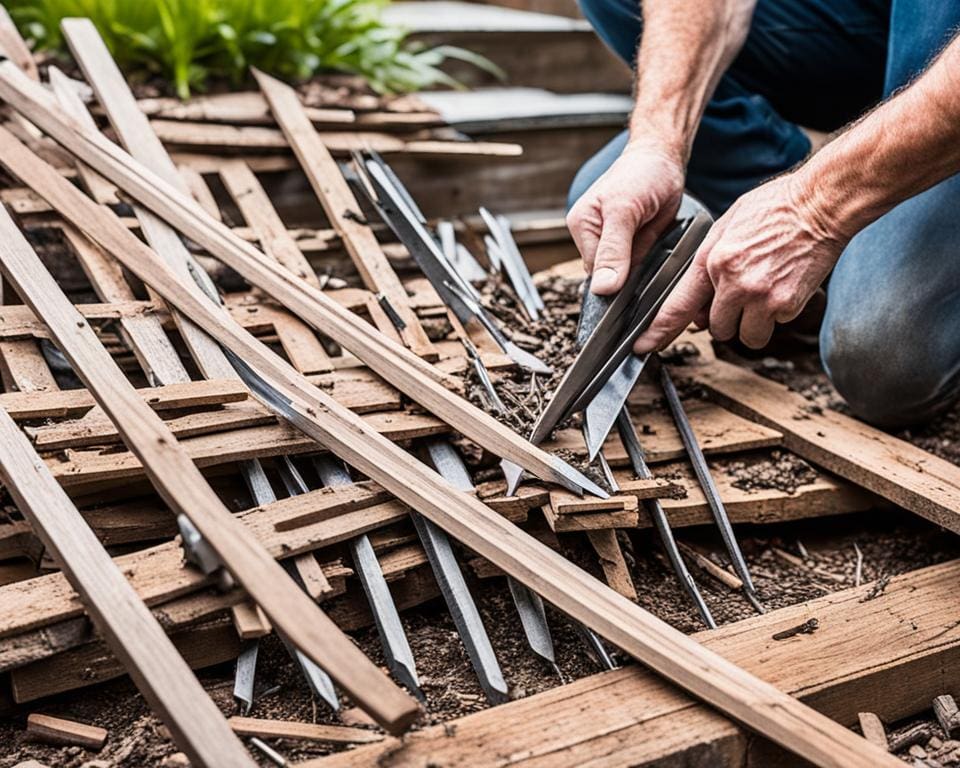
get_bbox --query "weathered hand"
[633,172,845,353]
[567,139,685,295]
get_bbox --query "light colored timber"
[858,712,889,752]
[0,61,590,515]
[252,69,435,358]
[231,601,271,640]
[218,159,321,288]
[228,716,382,744]
[26,713,108,750]
[148,118,521,157]
[676,335,960,532]
[0,409,252,765]
[0,6,38,80]
[313,560,960,768]
[0,338,58,392]
[12,618,241,703]
[43,412,444,490]
[135,91,356,125]
[0,205,417,731]
[0,378,248,420]
[0,70,897,766]
[586,529,637,601]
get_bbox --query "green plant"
[8,0,504,98]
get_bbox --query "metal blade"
[411,510,508,704]
[616,407,716,628]
[313,456,422,699]
[654,359,761,608]
[496,213,543,313]
[480,208,538,321]
[233,641,259,715]
[583,353,647,461]
[438,219,487,283]
[279,629,340,710]
[576,624,617,670]
[463,338,506,414]
[424,438,560,669]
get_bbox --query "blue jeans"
[571,0,960,427]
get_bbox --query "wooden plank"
[545,396,783,465]
[227,716,382,744]
[26,713,108,750]
[135,91,355,125]
[148,118,521,157]
[0,71,894,767]
[0,339,58,392]
[219,159,321,288]
[677,338,960,533]
[231,601,271,640]
[61,224,189,386]
[178,165,223,221]
[543,499,640,532]
[0,204,417,731]
[0,408,252,765]
[0,6,38,81]
[253,71,436,359]
[12,619,241,703]
[0,378,248,420]
[294,552,335,600]
[312,560,960,768]
[586,529,637,601]
[43,412,444,489]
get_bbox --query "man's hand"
[567,139,685,295]
[633,172,846,353]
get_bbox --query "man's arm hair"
[795,32,960,240]
[630,0,757,162]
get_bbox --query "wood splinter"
[933,693,960,738]
[26,712,108,750]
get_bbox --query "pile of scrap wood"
[1,11,960,768]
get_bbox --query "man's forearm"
[630,0,756,161]
[795,34,960,241]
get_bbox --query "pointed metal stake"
[313,456,422,699]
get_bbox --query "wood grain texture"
[311,560,960,768]
[252,69,436,358]
[677,343,960,532]
[227,716,382,744]
[0,203,418,733]
[26,713,108,750]
[0,409,252,766]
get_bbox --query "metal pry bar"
[418,438,509,703]
[424,438,559,673]
[313,456,423,699]
[652,357,763,613]
[615,408,717,629]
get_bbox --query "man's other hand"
[633,172,845,353]
[567,139,685,295]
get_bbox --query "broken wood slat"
[0,409,252,765]
[29,377,405,450]
[136,91,356,125]
[0,69,588,514]
[545,397,783,465]
[0,72,892,768]
[227,716,382,744]
[178,164,223,220]
[273,314,334,375]
[858,712,889,752]
[219,159,321,288]
[253,70,436,359]
[586,530,637,601]
[0,339,59,392]
[148,118,521,158]
[294,552,335,600]
[60,224,188,387]
[313,560,960,768]
[549,488,626,515]
[0,378,248,420]
[0,6,38,81]
[26,713,108,750]
[0,204,417,731]
[678,345,960,533]
[231,601,272,640]
[542,499,640,532]
[676,542,742,590]
[12,619,241,703]
[272,480,394,531]
[44,413,445,489]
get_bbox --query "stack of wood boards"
[0,16,959,768]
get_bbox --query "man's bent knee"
[821,317,957,428]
